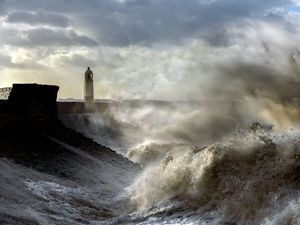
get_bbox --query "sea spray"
[57,101,300,224]
[126,124,300,224]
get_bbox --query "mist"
[57,20,300,161]
[73,22,294,154]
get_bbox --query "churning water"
[1,102,300,224]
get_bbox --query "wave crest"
[127,124,300,223]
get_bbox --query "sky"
[0,0,300,99]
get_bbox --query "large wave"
[126,123,300,224]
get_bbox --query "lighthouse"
[84,67,94,104]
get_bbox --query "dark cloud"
[1,0,296,46]
[0,0,6,14]
[3,0,114,14]
[6,10,70,28]
[74,0,293,46]
[2,28,98,47]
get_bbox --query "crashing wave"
[127,123,300,224]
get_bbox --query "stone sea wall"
[0,84,60,132]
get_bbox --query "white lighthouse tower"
[84,67,94,104]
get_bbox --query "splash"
[127,124,300,224]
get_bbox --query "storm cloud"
[6,10,70,28]
[0,28,98,47]
[1,0,300,101]
[0,0,295,46]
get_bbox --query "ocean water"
[1,102,300,224]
